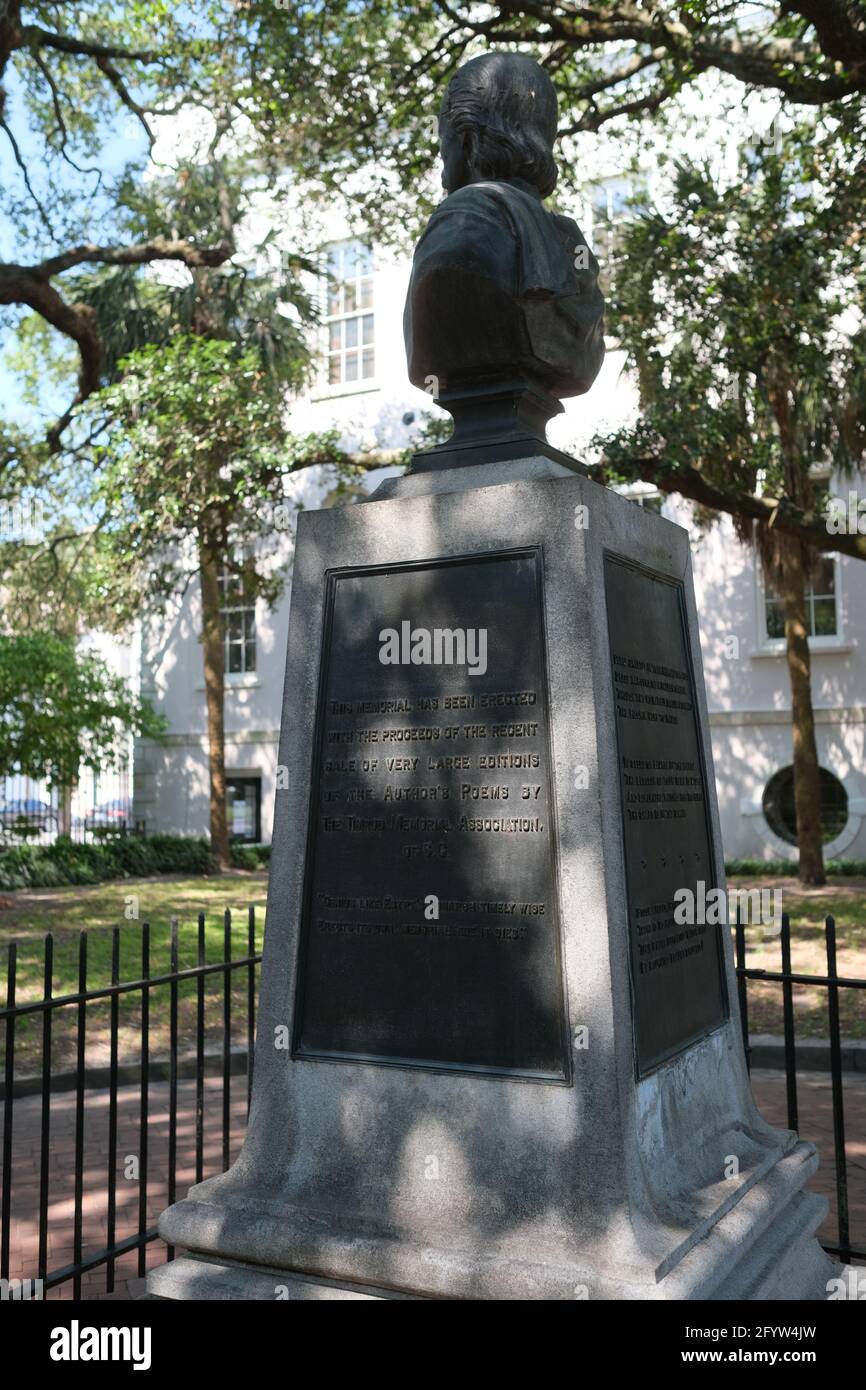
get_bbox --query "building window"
[763,555,838,641]
[226,776,261,843]
[762,766,848,846]
[618,484,664,515]
[632,492,663,515]
[589,176,636,294]
[325,241,374,386]
[218,559,256,675]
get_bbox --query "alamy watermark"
[1,1276,43,1300]
[49,1320,151,1370]
[379,621,488,676]
[674,880,782,930]
[826,491,866,536]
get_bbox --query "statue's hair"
[441,52,558,198]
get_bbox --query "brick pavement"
[1,1075,250,1300]
[1,1068,863,1299]
[748,1069,866,1262]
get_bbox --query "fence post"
[73,932,87,1299]
[38,934,53,1285]
[734,906,750,1073]
[779,911,798,1134]
[168,917,179,1262]
[825,914,850,1262]
[223,909,232,1172]
[137,922,150,1278]
[2,942,16,1283]
[106,925,120,1293]
[247,905,256,1115]
[196,912,206,1185]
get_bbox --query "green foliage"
[595,128,866,522]
[0,523,132,638]
[231,1,866,245]
[62,161,320,387]
[726,859,866,878]
[4,316,78,408]
[229,842,270,870]
[0,632,166,786]
[82,334,343,619]
[3,1,238,249]
[0,834,216,890]
[4,149,339,631]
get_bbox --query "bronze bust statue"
[404,51,605,473]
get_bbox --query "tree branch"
[95,53,155,146]
[0,116,55,235]
[37,235,234,278]
[427,2,866,126]
[560,82,673,135]
[0,235,234,450]
[556,46,667,101]
[600,453,866,562]
[31,47,102,176]
[782,0,866,69]
[17,24,163,65]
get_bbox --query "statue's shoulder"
[549,208,581,237]
[421,182,543,250]
[414,183,521,276]
[437,181,570,238]
[428,182,516,221]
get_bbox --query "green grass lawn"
[0,871,268,1075]
[1,870,864,1073]
[729,876,866,1042]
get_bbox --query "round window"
[762,766,848,846]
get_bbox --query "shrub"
[145,835,215,875]
[0,834,217,889]
[825,859,866,877]
[725,858,866,878]
[229,843,270,870]
[230,845,260,871]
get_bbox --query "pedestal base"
[148,1134,839,1299]
[148,456,842,1304]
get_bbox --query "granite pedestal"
[148,457,840,1301]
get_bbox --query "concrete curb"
[747,1035,866,1074]
[7,1038,866,1101]
[2,1045,251,1101]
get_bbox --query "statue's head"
[439,52,558,199]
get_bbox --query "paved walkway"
[1,1068,863,1299]
[748,1069,866,1260]
[1,1075,251,1300]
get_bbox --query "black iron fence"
[734,910,865,1265]
[0,769,136,847]
[1,909,261,1299]
[0,905,863,1299]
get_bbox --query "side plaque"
[293,549,568,1081]
[605,553,728,1075]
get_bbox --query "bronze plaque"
[293,549,568,1081]
[604,553,728,1075]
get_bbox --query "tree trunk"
[778,535,825,885]
[198,531,230,870]
[57,783,73,838]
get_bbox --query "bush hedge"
[725,858,866,878]
[1,840,859,891]
[229,842,271,871]
[0,834,216,890]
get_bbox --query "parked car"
[86,798,132,828]
[0,798,59,839]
